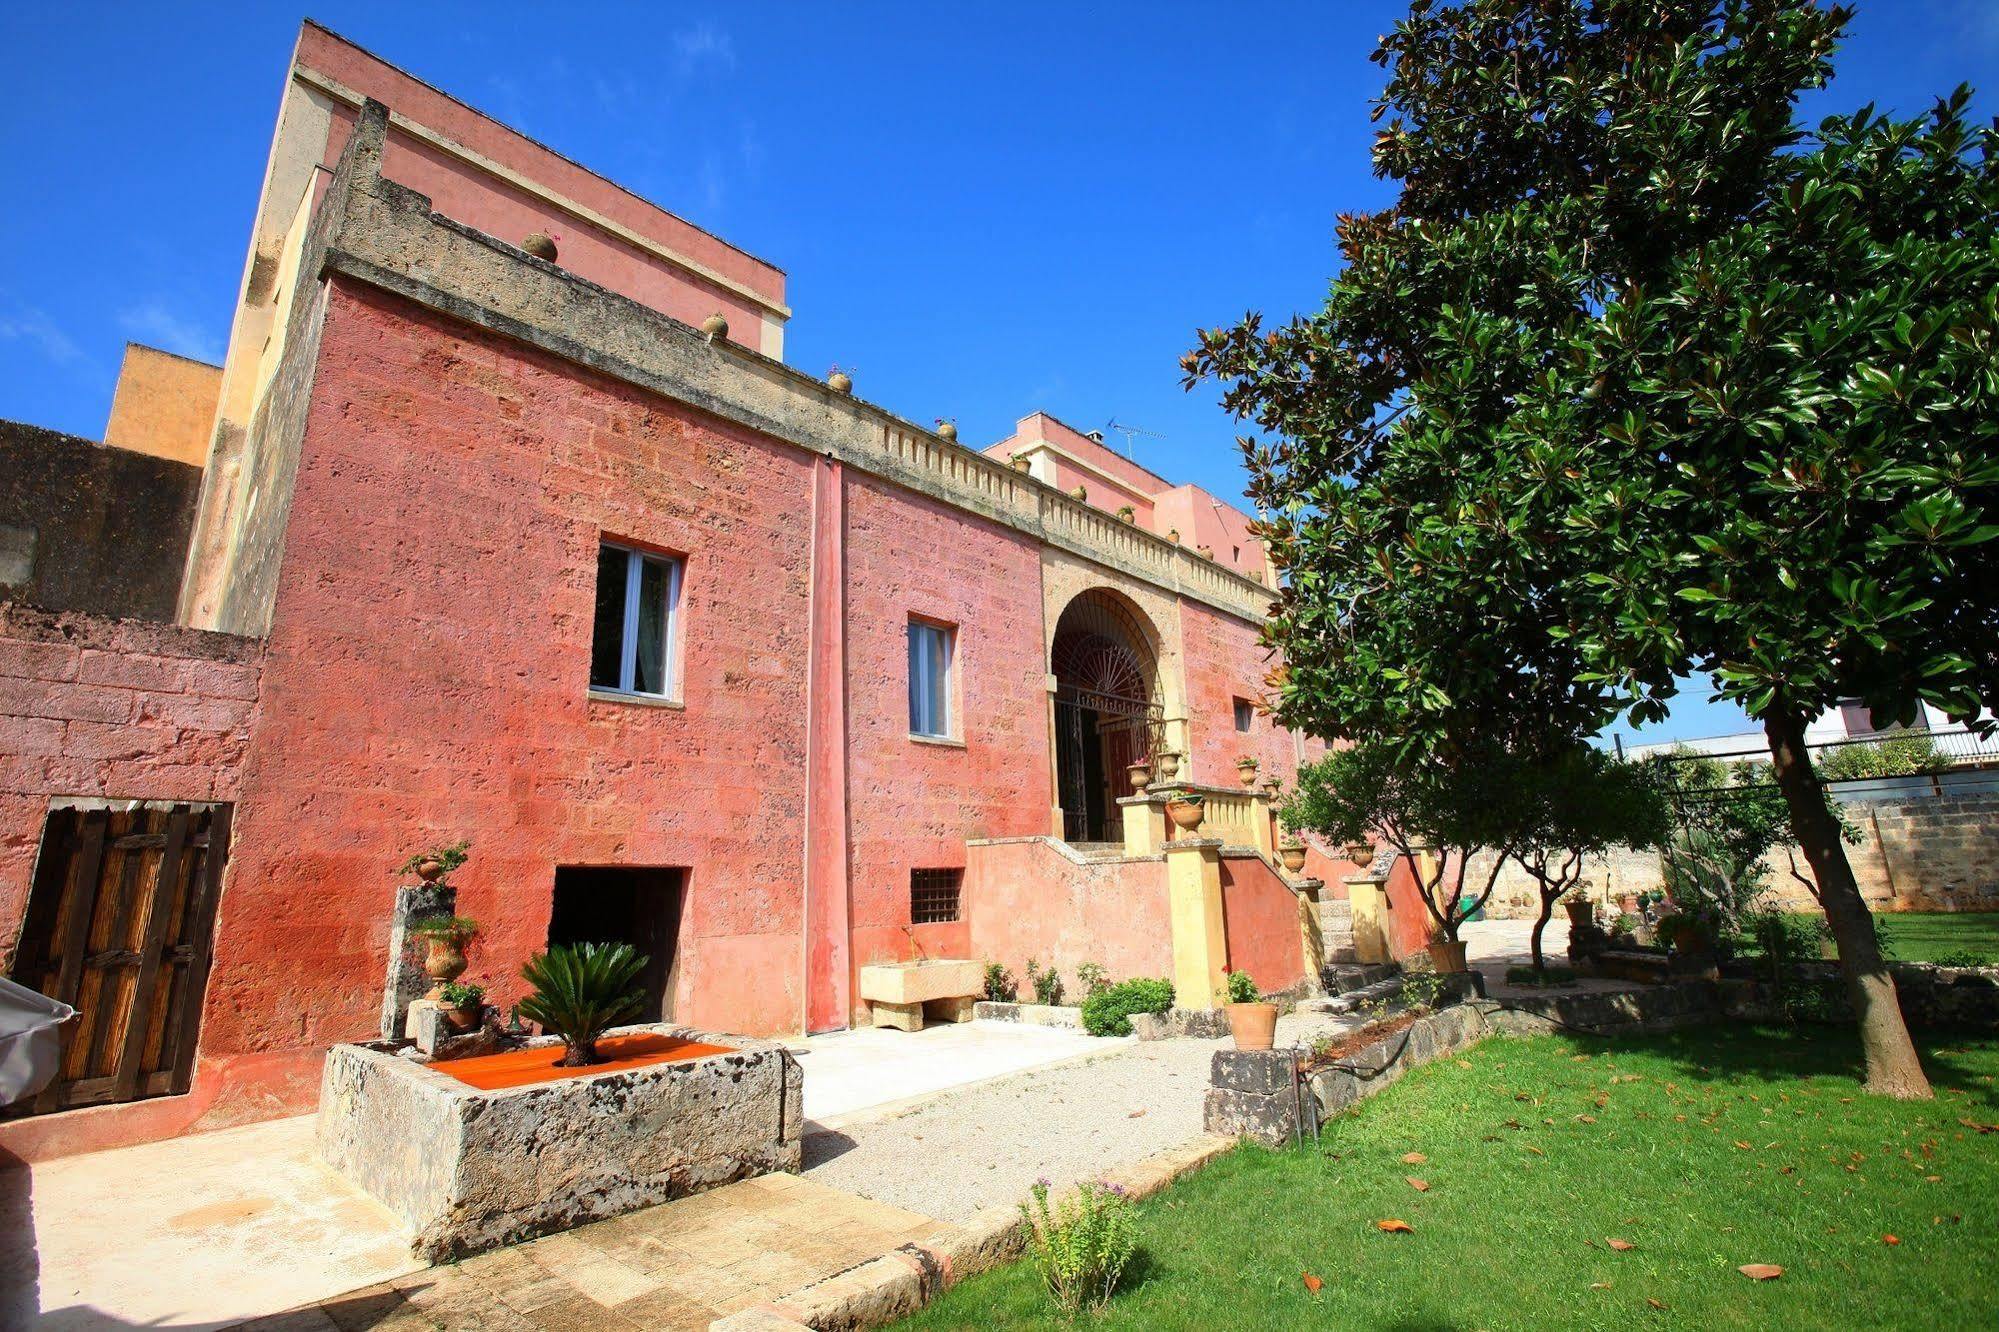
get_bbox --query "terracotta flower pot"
[1669,922,1707,955]
[1226,1001,1279,1051]
[415,858,445,882]
[1236,760,1260,788]
[828,371,853,394]
[1279,843,1308,873]
[1426,940,1469,974]
[1564,900,1594,929]
[1618,893,1640,915]
[443,1003,482,1034]
[1126,761,1153,792]
[423,936,467,997]
[937,421,959,441]
[1166,799,1205,832]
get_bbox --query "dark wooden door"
[6,803,231,1117]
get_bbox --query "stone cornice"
[317,101,1277,627]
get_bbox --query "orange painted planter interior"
[435,1032,733,1090]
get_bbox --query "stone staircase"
[1319,896,1357,964]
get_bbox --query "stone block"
[858,959,983,1006]
[1203,1087,1298,1147]
[317,1023,804,1261]
[870,999,925,1032]
[1210,1048,1295,1097]
[925,996,977,1024]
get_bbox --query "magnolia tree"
[1189,0,1996,1098]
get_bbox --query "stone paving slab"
[226,1174,938,1332]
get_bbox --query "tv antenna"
[1104,417,1163,458]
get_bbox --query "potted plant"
[1223,970,1277,1050]
[1235,754,1260,787]
[1562,888,1594,930]
[1116,505,1136,523]
[1163,790,1205,832]
[1153,750,1182,782]
[1197,544,1215,559]
[1617,890,1641,915]
[827,364,853,394]
[398,839,469,884]
[521,231,559,262]
[1426,924,1469,974]
[516,941,649,1067]
[1071,484,1088,501]
[437,979,487,1033]
[411,916,478,997]
[1278,838,1308,873]
[1126,758,1153,791]
[1657,911,1709,955]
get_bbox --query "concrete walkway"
[1,1019,1121,1329]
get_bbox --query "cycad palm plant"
[516,942,648,1066]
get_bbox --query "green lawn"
[901,1027,1999,1330]
[1872,911,1999,964]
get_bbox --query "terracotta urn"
[415,858,445,882]
[443,1002,482,1034]
[1126,760,1153,792]
[1564,899,1594,929]
[1198,545,1215,560]
[1226,1001,1279,1051]
[1011,454,1032,471]
[1279,842,1308,874]
[1166,797,1205,832]
[1236,758,1260,787]
[522,232,558,262]
[1426,939,1470,974]
[423,936,468,997]
[1071,484,1088,501]
[937,421,959,441]
[828,370,853,394]
[1667,919,1708,955]
[701,312,729,339]
[1154,750,1182,782]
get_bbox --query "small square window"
[591,542,682,699]
[911,868,963,924]
[1233,698,1255,733]
[908,618,955,738]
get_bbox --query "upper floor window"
[591,542,682,699]
[1233,697,1255,733]
[908,618,955,738]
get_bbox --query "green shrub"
[982,961,1018,1003]
[1224,970,1260,1004]
[1933,949,1989,969]
[437,979,485,1008]
[517,942,647,1067]
[1075,961,1110,996]
[1021,1179,1139,1316]
[1816,733,1946,782]
[1081,978,1174,1036]
[1027,958,1065,1006]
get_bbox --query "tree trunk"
[1530,893,1553,973]
[1763,714,1931,1100]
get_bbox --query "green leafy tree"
[1281,741,1533,943]
[1189,0,1996,1098]
[1513,748,1669,973]
[1652,752,1800,928]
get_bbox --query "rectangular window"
[590,542,682,699]
[910,868,962,924]
[1233,697,1255,732]
[907,618,954,738]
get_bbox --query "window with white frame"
[907,618,955,738]
[590,542,682,699]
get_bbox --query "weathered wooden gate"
[5,803,231,1117]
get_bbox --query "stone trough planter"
[317,1023,803,1261]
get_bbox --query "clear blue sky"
[3,2,1992,743]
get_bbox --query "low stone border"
[972,1000,1084,1029]
[1719,960,1999,1031]
[1130,1006,1229,1041]
[710,1136,1237,1331]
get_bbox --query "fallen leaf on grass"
[1958,1117,1997,1134]
[1647,1297,1669,1310]
[1738,1264,1784,1281]
[1734,1141,1753,1150]
[1402,1151,1428,1164]
[1883,1234,1900,1246]
[1302,1272,1323,1293]
[1577,1114,1597,1124]
[1406,1177,1430,1192]
[1525,1145,1545,1156]
[1589,1281,1610,1290]
[1607,1238,1636,1251]
[1377,1218,1414,1233]
[1925,1174,1942,1183]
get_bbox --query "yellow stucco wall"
[103,343,222,467]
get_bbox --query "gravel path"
[801,1014,1361,1221]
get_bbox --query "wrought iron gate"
[1055,685,1163,841]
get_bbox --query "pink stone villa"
[0,23,1431,1160]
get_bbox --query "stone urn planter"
[1165,794,1205,832]
[701,312,729,339]
[1279,841,1308,874]
[1426,938,1470,974]
[1226,1002,1278,1051]
[1564,898,1594,930]
[1235,756,1260,787]
[1126,759,1153,792]
[1153,750,1182,782]
[412,917,476,999]
[827,368,853,394]
[1662,915,1709,956]
[1618,892,1641,915]
[521,232,558,262]
[935,420,958,441]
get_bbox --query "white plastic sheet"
[0,976,73,1107]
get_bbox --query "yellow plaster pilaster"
[1165,839,1227,1007]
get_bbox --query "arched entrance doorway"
[1051,591,1164,842]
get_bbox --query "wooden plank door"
[5,803,232,1117]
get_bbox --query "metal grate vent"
[910,868,963,924]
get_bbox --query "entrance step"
[1319,960,1400,996]
[1299,974,1405,1017]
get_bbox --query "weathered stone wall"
[318,1025,803,1260]
[1473,782,1999,919]
[0,602,261,974]
[0,420,201,621]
